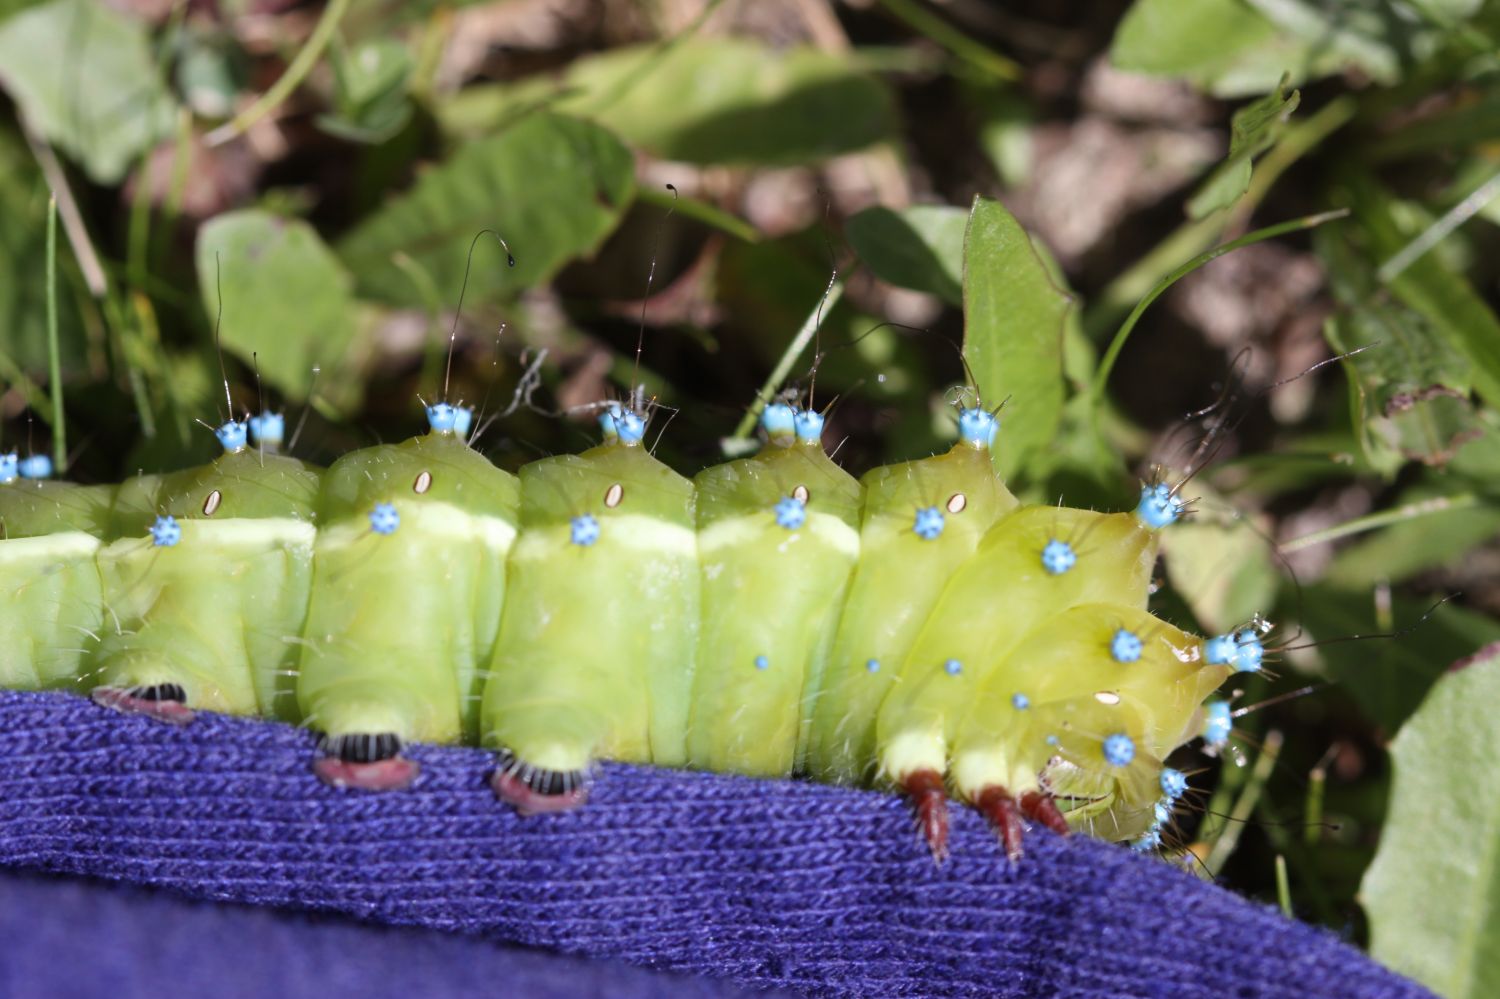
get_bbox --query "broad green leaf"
[1187,78,1299,219]
[1159,489,1279,634]
[1362,643,1500,999]
[1292,585,1500,733]
[440,40,896,165]
[0,0,175,183]
[1110,0,1344,96]
[845,204,966,305]
[317,37,413,144]
[196,210,358,403]
[1245,0,1404,83]
[961,195,1072,480]
[337,113,635,308]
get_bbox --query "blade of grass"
[638,184,760,243]
[1275,855,1292,918]
[722,279,845,454]
[873,0,1021,81]
[1378,168,1500,283]
[1090,210,1349,416]
[1280,492,1480,553]
[1203,729,1284,876]
[205,0,352,147]
[46,195,66,470]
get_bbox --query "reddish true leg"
[900,769,950,863]
[975,785,1025,862]
[1019,789,1071,837]
[91,686,194,725]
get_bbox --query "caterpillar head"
[0,452,18,484]
[214,420,248,454]
[248,411,285,450]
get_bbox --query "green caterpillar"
[0,397,1265,859]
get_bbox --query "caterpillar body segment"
[873,505,1161,792]
[803,407,1017,785]
[482,406,699,811]
[687,405,862,778]
[0,479,113,693]
[298,407,518,788]
[92,427,321,722]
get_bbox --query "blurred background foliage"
[2,0,1500,989]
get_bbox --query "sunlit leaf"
[846,204,966,305]
[1362,642,1500,999]
[338,112,635,308]
[961,195,1072,480]
[196,210,358,404]
[1187,77,1299,219]
[0,0,175,183]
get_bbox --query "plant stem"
[1378,168,1500,283]
[206,0,352,147]
[1204,729,1283,876]
[46,196,66,470]
[874,0,1021,81]
[1275,855,1293,918]
[724,281,846,452]
[1280,492,1480,553]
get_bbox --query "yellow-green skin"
[296,429,518,745]
[480,437,697,773]
[93,449,320,718]
[0,480,114,692]
[0,411,1237,846]
[803,442,1018,784]
[689,431,861,777]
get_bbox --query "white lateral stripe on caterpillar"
[316,501,517,554]
[97,518,319,560]
[511,513,695,559]
[0,530,101,566]
[697,511,860,558]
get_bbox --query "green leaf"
[1293,585,1500,733]
[845,204,966,306]
[1159,487,1279,634]
[1110,0,1344,97]
[961,195,1073,480]
[337,112,635,308]
[1362,642,1500,999]
[1339,175,1500,413]
[440,40,896,166]
[1187,78,1299,219]
[1326,487,1500,587]
[196,210,358,403]
[317,37,413,144]
[0,0,175,183]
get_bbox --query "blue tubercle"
[599,408,618,440]
[761,403,796,438]
[248,411,285,447]
[1011,692,1030,711]
[570,514,600,547]
[1102,733,1135,767]
[369,503,400,536]
[866,658,880,674]
[793,409,824,444]
[1041,539,1076,575]
[754,655,770,671]
[943,658,962,676]
[1160,767,1187,801]
[215,420,248,453]
[0,452,15,484]
[18,454,52,479]
[957,407,998,449]
[1203,700,1232,749]
[149,515,181,547]
[452,406,474,438]
[615,410,645,445]
[1135,483,1185,530]
[1153,800,1173,826]
[1205,630,1266,673]
[774,497,806,530]
[1204,634,1237,666]
[1131,828,1163,852]
[1110,628,1143,664]
[912,506,945,540]
[1045,734,1060,747]
[425,403,462,434]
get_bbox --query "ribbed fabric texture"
[0,690,1429,999]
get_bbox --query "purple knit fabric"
[0,868,787,999]
[0,690,1429,999]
